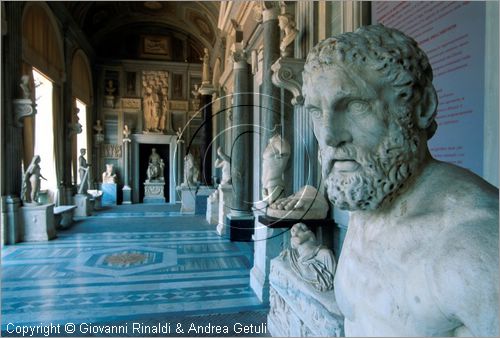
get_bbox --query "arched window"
[22,2,64,203]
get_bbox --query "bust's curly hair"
[303,24,437,139]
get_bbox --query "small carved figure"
[214,147,231,185]
[176,127,185,144]
[281,223,336,291]
[102,163,116,184]
[21,155,47,204]
[94,120,103,135]
[262,133,291,204]
[278,13,298,57]
[143,85,158,132]
[123,124,130,139]
[146,148,164,182]
[201,48,210,84]
[191,84,201,111]
[20,75,31,99]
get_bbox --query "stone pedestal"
[250,217,286,303]
[195,186,215,215]
[217,184,233,236]
[21,204,56,242]
[227,213,254,242]
[122,185,132,204]
[102,183,117,206]
[87,190,103,210]
[177,185,196,213]
[268,257,344,337]
[73,194,91,217]
[206,193,219,225]
[4,196,22,244]
[144,181,165,204]
[104,95,114,108]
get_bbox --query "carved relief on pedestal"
[103,144,122,158]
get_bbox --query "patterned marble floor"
[1,204,267,336]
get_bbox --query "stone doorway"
[139,143,169,202]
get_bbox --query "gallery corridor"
[1,204,268,336]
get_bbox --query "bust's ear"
[416,85,438,130]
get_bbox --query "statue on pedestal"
[146,148,164,182]
[93,119,104,144]
[105,80,116,96]
[102,164,116,184]
[181,152,199,187]
[214,147,231,185]
[78,148,90,194]
[21,155,47,205]
[280,223,336,292]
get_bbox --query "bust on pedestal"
[143,148,166,203]
[104,80,116,108]
[101,163,118,206]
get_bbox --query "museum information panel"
[372,2,485,176]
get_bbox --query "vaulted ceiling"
[63,1,220,62]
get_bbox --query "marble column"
[227,45,254,241]
[198,92,214,185]
[261,4,281,147]
[63,33,76,202]
[122,136,132,204]
[2,3,24,244]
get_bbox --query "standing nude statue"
[21,155,47,204]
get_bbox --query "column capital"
[252,2,280,22]
[230,43,248,69]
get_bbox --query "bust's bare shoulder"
[415,161,499,336]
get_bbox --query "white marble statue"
[280,223,336,292]
[181,152,199,187]
[21,155,47,205]
[267,185,328,220]
[214,147,231,185]
[102,163,116,184]
[143,85,158,132]
[146,148,164,182]
[262,134,291,204]
[201,48,210,84]
[123,124,131,139]
[78,148,90,194]
[278,13,298,57]
[20,75,31,99]
[303,24,499,336]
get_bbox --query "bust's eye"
[309,109,322,119]
[348,100,369,114]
